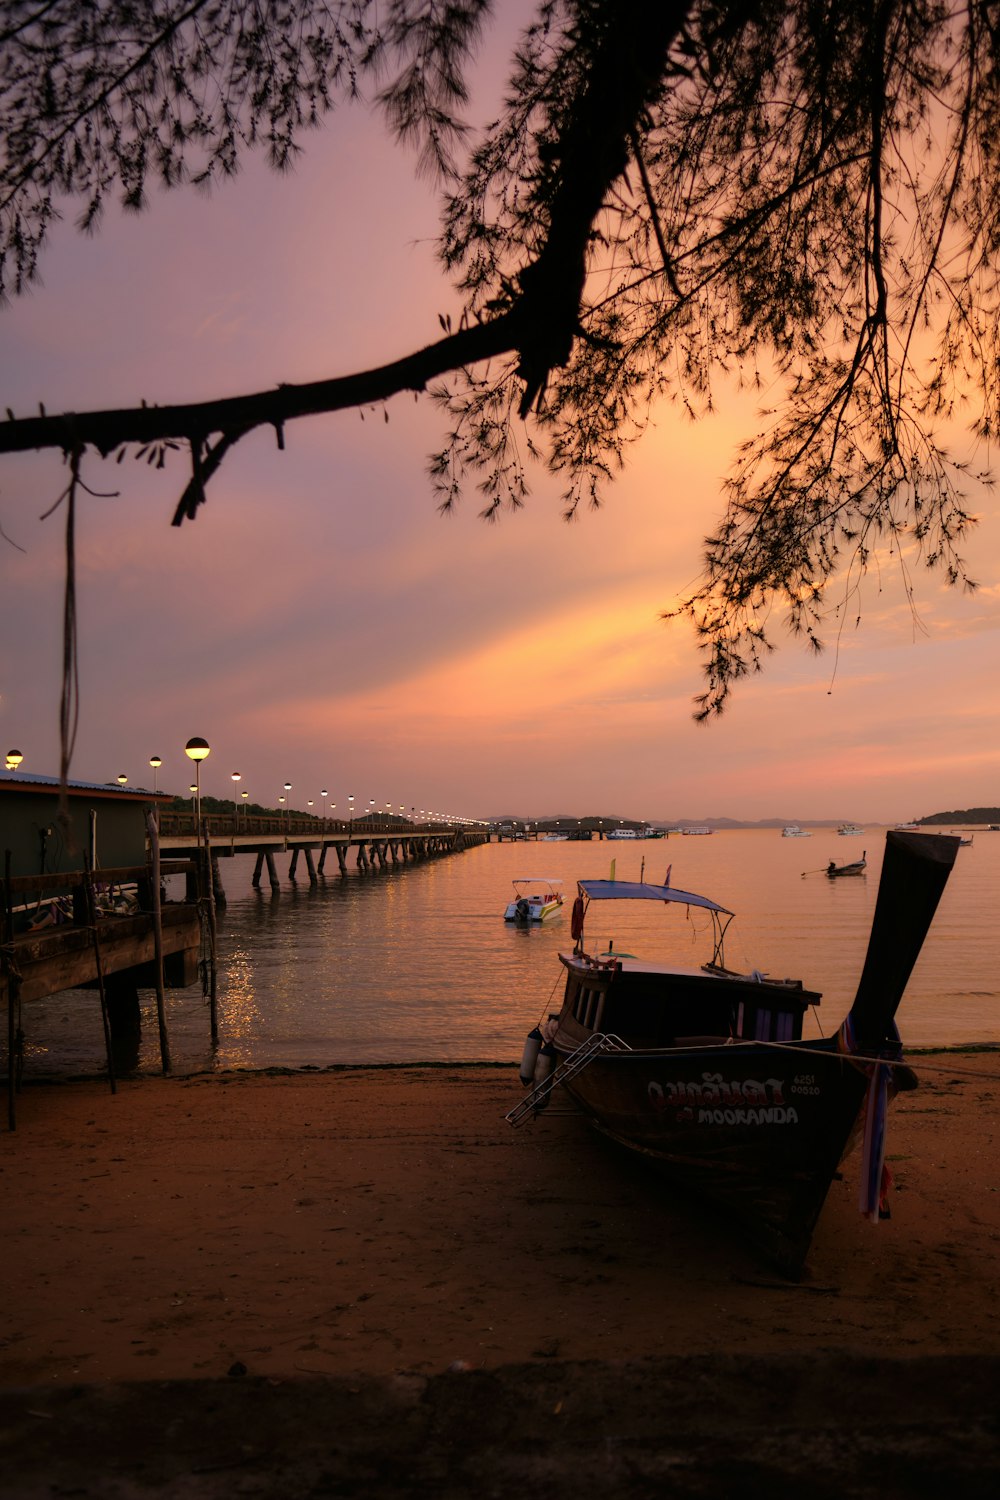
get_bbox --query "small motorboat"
[503,878,564,923]
[838,824,865,836]
[782,825,811,837]
[826,852,867,877]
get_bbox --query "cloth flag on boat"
[859,1061,892,1223]
[664,865,671,887]
[837,1013,899,1222]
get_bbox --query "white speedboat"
[838,824,864,836]
[781,825,811,837]
[504,878,565,923]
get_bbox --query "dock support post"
[3,848,18,1130]
[318,842,329,873]
[265,851,280,891]
[145,811,171,1075]
[336,844,348,876]
[252,852,265,888]
[202,838,219,1047]
[304,848,317,885]
[105,974,141,1075]
[82,853,116,1095]
[289,848,300,879]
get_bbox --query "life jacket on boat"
[570,895,585,942]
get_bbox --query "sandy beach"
[2,1056,999,1494]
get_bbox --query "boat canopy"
[578,879,731,915]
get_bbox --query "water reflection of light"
[222,944,262,1058]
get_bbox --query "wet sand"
[2,1056,999,1494]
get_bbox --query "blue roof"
[579,878,732,915]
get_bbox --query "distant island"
[491,810,1000,831]
[916,807,1000,825]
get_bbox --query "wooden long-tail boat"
[826,850,867,876]
[508,831,959,1276]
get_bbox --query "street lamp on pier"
[348,794,354,837]
[149,755,161,793]
[231,771,242,822]
[241,790,249,821]
[117,773,128,787]
[184,737,211,845]
[321,790,329,828]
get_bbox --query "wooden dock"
[158,815,489,895]
[2,858,205,1128]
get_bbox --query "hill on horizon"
[487,813,875,829]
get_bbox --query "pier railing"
[158,813,480,838]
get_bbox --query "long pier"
[158,814,489,896]
[2,818,487,1121]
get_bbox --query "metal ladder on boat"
[505,1032,631,1127]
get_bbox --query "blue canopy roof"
[578,879,732,915]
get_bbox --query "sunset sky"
[2,14,1000,825]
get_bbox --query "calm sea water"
[21,829,1000,1077]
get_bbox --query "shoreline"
[12,1034,1000,1087]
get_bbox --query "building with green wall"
[0,772,170,879]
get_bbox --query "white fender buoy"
[532,1040,557,1109]
[519,1026,543,1086]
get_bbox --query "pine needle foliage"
[2,1,998,713]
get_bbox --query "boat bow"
[845,830,959,1052]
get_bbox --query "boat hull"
[504,899,562,922]
[555,1027,870,1275]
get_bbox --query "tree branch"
[0,308,524,485]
